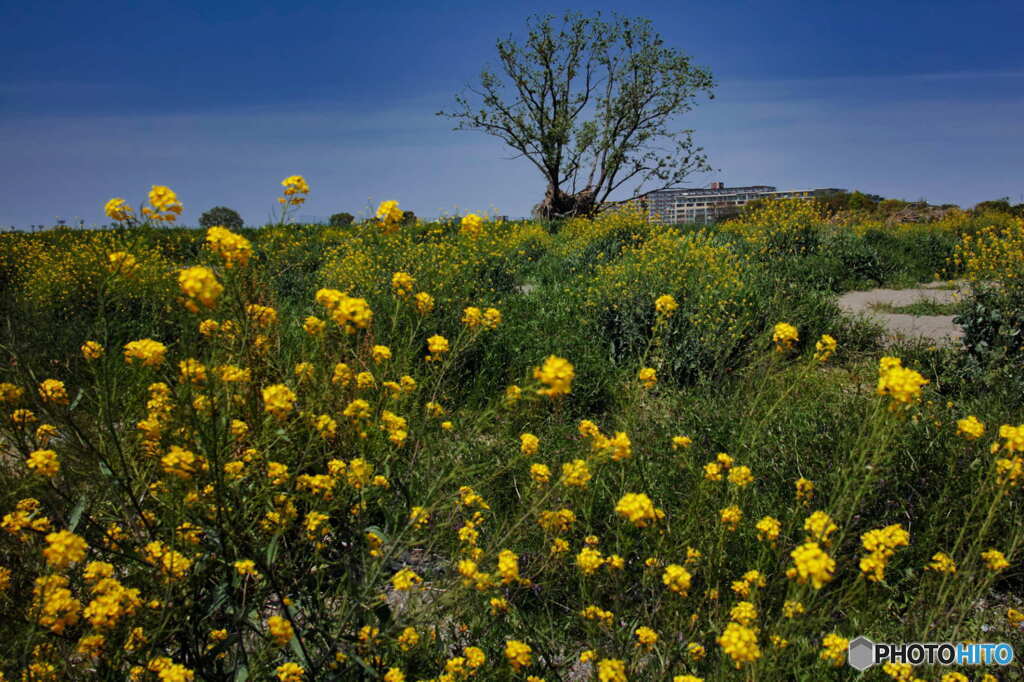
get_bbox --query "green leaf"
[266,533,281,566]
[233,664,249,682]
[67,495,87,531]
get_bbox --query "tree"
[439,12,714,219]
[329,212,354,227]
[199,206,243,231]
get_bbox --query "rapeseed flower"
[534,355,574,397]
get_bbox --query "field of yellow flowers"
[0,181,1022,681]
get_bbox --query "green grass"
[868,299,962,316]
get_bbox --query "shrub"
[329,212,354,227]
[199,206,243,231]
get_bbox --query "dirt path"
[837,281,965,344]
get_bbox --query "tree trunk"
[532,185,598,220]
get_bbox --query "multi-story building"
[647,182,845,224]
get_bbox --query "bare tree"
[438,12,715,218]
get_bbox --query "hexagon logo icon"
[848,636,875,671]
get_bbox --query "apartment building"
[647,182,844,224]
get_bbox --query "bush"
[199,206,243,231]
[329,212,354,227]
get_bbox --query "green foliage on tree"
[329,212,354,227]
[198,206,243,231]
[439,11,715,219]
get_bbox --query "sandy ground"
[837,281,965,344]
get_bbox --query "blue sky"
[2,0,1022,227]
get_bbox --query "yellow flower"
[0,382,24,403]
[281,175,310,205]
[498,549,521,584]
[143,185,183,222]
[729,601,757,626]
[596,659,626,682]
[717,622,761,668]
[27,449,59,477]
[33,379,64,408]
[519,432,540,455]
[376,199,403,228]
[576,547,604,575]
[607,431,632,461]
[275,662,305,682]
[504,640,532,671]
[615,493,664,527]
[206,226,252,268]
[414,291,435,314]
[178,266,223,310]
[786,542,835,589]
[926,552,957,574]
[391,271,415,297]
[703,461,722,481]
[81,340,104,360]
[803,511,838,545]
[662,564,692,597]
[820,633,848,666]
[814,334,837,361]
[956,415,985,440]
[772,322,799,352]
[392,568,423,591]
[104,198,134,221]
[461,213,483,237]
[383,669,405,682]
[161,445,206,479]
[686,642,706,661]
[43,530,88,569]
[262,384,297,419]
[755,516,781,543]
[795,477,815,504]
[561,459,591,488]
[124,339,167,367]
[876,358,929,406]
[728,465,754,487]
[534,355,574,397]
[426,334,449,361]
[999,423,1024,452]
[782,600,805,618]
[529,462,551,484]
[267,615,294,646]
[483,307,502,329]
[234,560,259,577]
[398,626,420,649]
[635,626,658,649]
[671,435,692,450]
[303,316,325,335]
[372,345,392,364]
[654,294,678,316]
[981,548,1009,572]
[638,367,657,389]
[108,251,141,277]
[720,505,742,531]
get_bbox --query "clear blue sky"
[2,0,1022,227]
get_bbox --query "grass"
[868,300,962,316]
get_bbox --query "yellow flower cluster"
[206,226,253,268]
[280,175,310,206]
[142,185,183,222]
[876,356,928,406]
[614,493,664,528]
[772,322,799,352]
[533,355,574,397]
[859,524,910,582]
